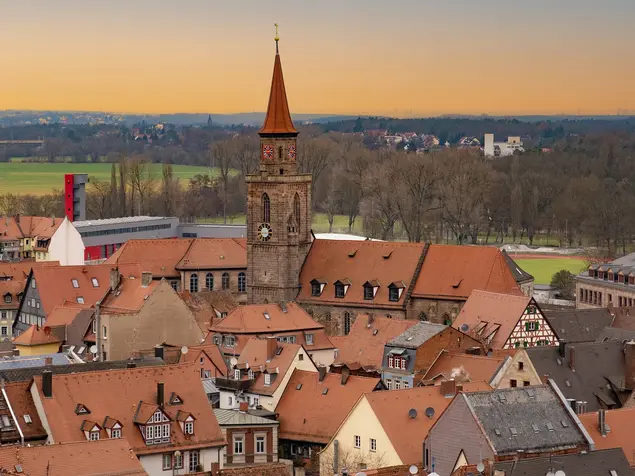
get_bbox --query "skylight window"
[71,279,79,288]
[77,297,85,304]
[91,278,99,287]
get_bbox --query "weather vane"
[274,23,279,53]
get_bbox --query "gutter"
[2,386,24,446]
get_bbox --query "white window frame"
[253,396,259,406]
[1,327,7,336]
[174,452,183,469]
[234,369,241,380]
[89,431,100,441]
[102,326,107,339]
[264,373,271,386]
[388,355,394,368]
[184,421,194,435]
[162,454,172,470]
[146,425,154,440]
[111,428,121,438]
[234,435,245,454]
[162,423,170,439]
[188,450,200,473]
[77,296,85,304]
[92,319,97,334]
[354,435,361,449]
[203,369,211,379]
[401,358,407,370]
[91,278,99,287]
[71,279,79,288]
[255,435,266,454]
[370,438,377,452]
[305,333,314,345]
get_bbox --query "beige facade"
[576,279,635,310]
[181,270,247,303]
[101,281,204,361]
[492,350,542,389]
[407,297,464,324]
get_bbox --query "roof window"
[77,296,85,304]
[71,279,79,288]
[91,278,99,287]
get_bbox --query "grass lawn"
[513,258,588,285]
[0,162,215,195]
[202,213,361,234]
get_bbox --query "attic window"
[264,374,271,386]
[248,369,254,380]
[89,431,100,441]
[322,388,329,395]
[91,278,99,287]
[296,384,302,390]
[23,415,32,424]
[77,296,85,304]
[334,280,351,298]
[388,282,405,302]
[75,404,90,415]
[305,333,314,345]
[264,312,271,320]
[71,279,79,288]
[3,295,11,304]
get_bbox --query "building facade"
[576,257,635,309]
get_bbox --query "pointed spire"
[259,29,298,136]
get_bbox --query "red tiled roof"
[211,302,324,334]
[176,238,246,270]
[452,290,531,349]
[180,344,228,377]
[412,244,521,299]
[332,315,418,371]
[579,408,635,465]
[32,363,225,454]
[276,369,382,444]
[43,305,87,328]
[106,239,194,277]
[298,240,425,308]
[0,280,24,310]
[100,277,161,313]
[259,50,298,135]
[16,216,64,239]
[0,439,147,476]
[3,381,47,441]
[13,325,62,346]
[422,350,507,384]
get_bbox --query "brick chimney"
[440,379,457,397]
[157,382,164,407]
[109,268,120,290]
[266,337,278,360]
[239,401,249,412]
[341,367,350,385]
[624,340,635,390]
[141,272,152,288]
[569,346,576,372]
[42,370,53,398]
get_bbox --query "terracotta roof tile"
[276,369,382,444]
[579,407,635,465]
[413,244,522,299]
[32,363,225,454]
[259,51,298,135]
[422,350,507,384]
[2,380,47,441]
[0,439,148,476]
[211,302,324,334]
[0,280,24,310]
[16,216,64,239]
[180,344,228,377]
[101,277,161,313]
[43,305,86,328]
[13,325,62,346]
[176,238,246,270]
[180,290,238,331]
[298,240,425,308]
[219,462,290,476]
[452,290,533,349]
[332,315,418,371]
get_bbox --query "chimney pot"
[239,401,249,412]
[42,370,53,398]
[141,272,152,288]
[157,382,164,407]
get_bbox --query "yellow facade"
[15,342,61,356]
[496,349,542,389]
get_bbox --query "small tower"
[246,26,312,304]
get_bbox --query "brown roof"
[452,290,532,349]
[276,369,382,444]
[422,350,507,384]
[43,305,87,328]
[332,315,418,371]
[211,302,325,334]
[100,277,161,313]
[0,439,147,476]
[3,380,47,441]
[219,463,289,476]
[365,464,426,476]
[180,290,238,331]
[180,344,228,377]
[578,408,635,466]
[0,280,24,310]
[298,240,425,308]
[259,49,298,135]
[176,238,246,270]
[32,363,225,454]
[363,382,491,465]
[13,325,62,346]
[16,216,64,239]
[413,244,521,299]
[0,261,55,280]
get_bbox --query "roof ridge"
[38,362,195,380]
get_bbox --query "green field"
[202,213,360,234]
[0,162,215,195]
[514,258,588,285]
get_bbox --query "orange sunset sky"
[1,0,634,116]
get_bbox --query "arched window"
[294,193,301,233]
[238,272,246,293]
[278,146,283,160]
[262,193,270,223]
[344,312,351,335]
[222,272,230,290]
[205,273,214,291]
[189,273,199,293]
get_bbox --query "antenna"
[425,407,435,418]
[180,346,189,355]
[408,408,418,419]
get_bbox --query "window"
[103,326,107,339]
[201,369,211,379]
[213,334,221,345]
[385,379,392,390]
[256,435,266,454]
[111,428,121,438]
[23,415,32,424]
[238,272,246,293]
[264,374,271,386]
[305,334,314,345]
[364,284,374,300]
[76,296,84,304]
[401,358,407,370]
[335,284,345,298]
[174,451,183,469]
[220,273,230,290]
[91,278,99,287]
[525,321,538,331]
[206,273,214,291]
[262,193,271,223]
[89,431,100,441]
[162,454,172,470]
[234,436,245,454]
[190,273,199,293]
[225,335,235,347]
[162,423,170,439]
[188,450,200,473]
[234,369,241,380]
[388,355,394,368]
[311,282,321,296]
[248,369,254,380]
[354,435,361,449]
[294,193,301,232]
[394,379,401,390]
[344,312,351,335]
[71,279,79,288]
[518,361,524,371]
[389,287,400,302]
[184,421,194,435]
[92,319,97,334]
[31,279,35,289]
[228,396,233,407]
[3,295,11,304]
[523,381,531,387]
[370,438,377,452]
[1,327,6,336]
[510,379,517,387]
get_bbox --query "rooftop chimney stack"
[569,346,576,372]
[266,336,278,360]
[598,408,608,436]
[42,370,53,398]
[318,366,327,382]
[141,272,152,288]
[341,367,350,385]
[440,379,457,397]
[109,268,120,291]
[558,340,567,358]
[624,340,635,390]
[157,382,164,407]
[239,401,249,412]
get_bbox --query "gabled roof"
[180,290,238,331]
[106,239,194,278]
[422,351,507,385]
[179,344,228,377]
[32,363,225,453]
[0,280,24,310]
[579,408,635,466]
[2,380,47,441]
[545,308,615,343]
[13,325,62,347]
[297,240,425,308]
[176,238,246,270]
[413,244,521,299]
[213,408,279,427]
[332,315,418,371]
[387,321,447,349]
[364,382,491,464]
[461,384,588,455]
[14,216,64,239]
[100,277,162,314]
[452,290,532,349]
[0,439,148,476]
[276,369,382,444]
[259,48,297,135]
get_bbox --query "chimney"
[127,361,136,369]
[569,346,576,372]
[318,366,327,382]
[598,408,608,437]
[109,268,120,290]
[440,379,457,397]
[541,374,550,385]
[341,367,350,385]
[12,348,19,357]
[44,357,53,366]
[625,340,635,390]
[333,440,340,474]
[157,382,164,407]
[279,302,287,313]
[42,370,53,398]
[239,401,249,412]
[141,272,152,288]
[558,340,567,358]
[266,337,278,360]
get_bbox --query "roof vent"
[510,427,518,436]
[296,384,302,390]
[264,312,270,320]
[348,249,358,258]
[406,336,413,341]
[452,278,463,289]
[546,422,555,431]
[14,465,23,474]
[494,429,501,436]
[408,409,417,419]
[531,423,539,433]
[382,251,393,260]
[322,388,329,395]
[372,329,379,336]
[460,324,469,332]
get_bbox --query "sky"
[1,0,634,116]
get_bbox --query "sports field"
[0,162,214,195]
[513,256,588,285]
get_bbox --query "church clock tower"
[246,29,312,304]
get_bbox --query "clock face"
[263,145,274,160]
[258,223,272,241]
[288,145,296,160]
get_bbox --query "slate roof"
[0,353,71,371]
[526,341,630,412]
[545,308,615,343]
[387,321,447,349]
[502,250,534,283]
[213,408,280,426]
[462,384,588,455]
[597,326,635,343]
[493,448,633,476]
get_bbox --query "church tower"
[246,30,312,304]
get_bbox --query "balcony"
[213,377,252,392]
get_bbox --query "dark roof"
[387,322,447,349]
[0,357,164,383]
[597,326,635,343]
[526,341,629,412]
[544,308,614,343]
[502,250,534,283]
[493,448,633,476]
[463,384,587,455]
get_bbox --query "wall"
[223,425,278,465]
[181,269,247,303]
[407,297,465,324]
[139,448,221,476]
[320,397,401,474]
[309,348,335,367]
[270,347,318,411]
[576,279,635,310]
[505,302,558,349]
[105,281,203,361]
[47,218,85,266]
[0,309,14,341]
[496,349,542,389]
[301,303,406,336]
[414,328,483,376]
[15,342,60,356]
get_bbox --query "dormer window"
[334,279,351,298]
[264,373,271,386]
[89,430,100,441]
[225,335,235,348]
[77,296,85,304]
[388,282,406,302]
[213,334,221,345]
[363,281,380,300]
[185,421,194,435]
[234,369,241,380]
[305,333,314,346]
[248,369,254,380]
[111,428,121,438]
[310,278,327,297]
[3,294,11,304]
[71,279,79,288]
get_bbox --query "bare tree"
[319,445,387,475]
[87,180,113,219]
[211,140,234,224]
[127,156,155,215]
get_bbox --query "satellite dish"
[89,345,97,354]
[429,473,440,476]
[408,408,418,419]
[180,346,189,355]
[555,471,566,476]
[460,324,469,332]
[409,465,418,475]
[230,357,238,367]
[425,407,435,418]
[477,462,485,472]
[546,472,556,476]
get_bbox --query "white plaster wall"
[309,348,335,367]
[140,448,221,475]
[48,218,85,265]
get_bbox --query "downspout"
[95,300,102,361]
[3,385,24,446]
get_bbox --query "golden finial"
[274,23,279,54]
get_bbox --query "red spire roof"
[259,46,297,135]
